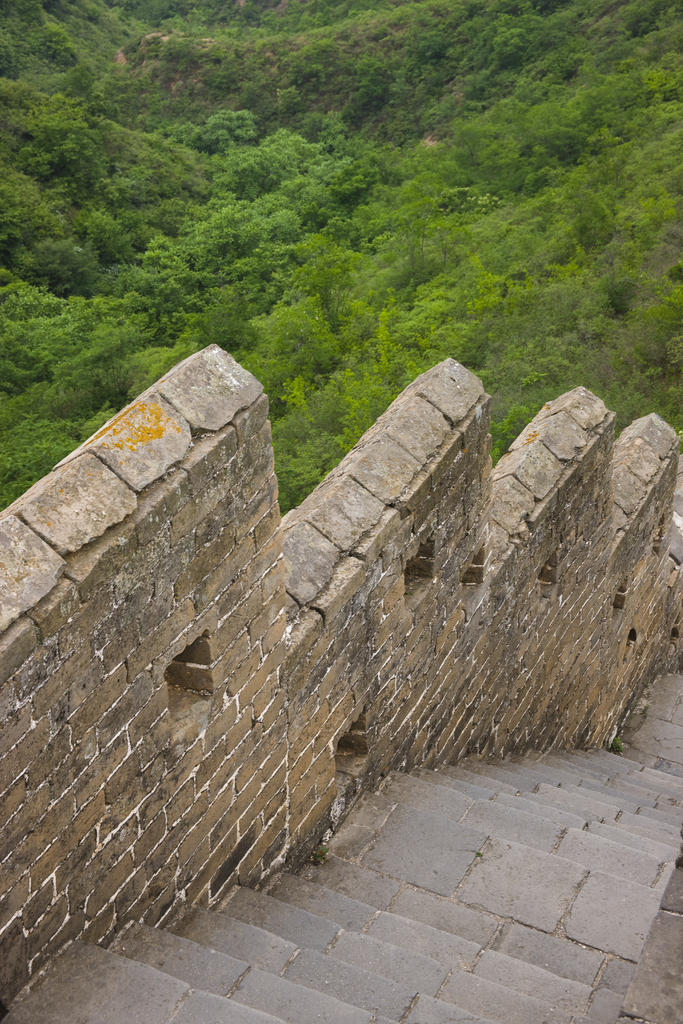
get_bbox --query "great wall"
[1,346,682,1023]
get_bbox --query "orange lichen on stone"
[522,429,540,446]
[90,400,182,453]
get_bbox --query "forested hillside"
[2,0,683,511]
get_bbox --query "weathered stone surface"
[535,388,608,431]
[661,866,683,913]
[614,437,661,485]
[403,358,485,426]
[289,477,385,551]
[0,515,65,633]
[58,394,191,492]
[622,910,683,1024]
[492,922,602,986]
[13,455,137,555]
[379,395,451,463]
[490,475,535,534]
[612,462,648,516]
[346,437,422,505]
[157,345,263,432]
[283,521,339,605]
[510,410,588,462]
[311,556,366,623]
[619,412,677,459]
[492,441,563,500]
[565,871,661,960]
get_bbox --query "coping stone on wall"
[284,476,385,552]
[534,387,609,431]
[400,358,485,424]
[156,344,264,431]
[282,521,340,606]
[509,409,588,462]
[613,413,678,521]
[7,454,138,555]
[492,440,563,501]
[0,515,65,632]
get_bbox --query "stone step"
[283,945,417,1022]
[328,930,449,997]
[493,791,588,830]
[473,948,592,1015]
[403,994,501,1023]
[366,910,481,967]
[111,922,248,996]
[460,798,564,853]
[222,886,340,951]
[628,765,683,800]
[232,965,375,1024]
[634,803,683,828]
[387,886,498,948]
[440,965,573,1024]
[555,781,640,816]
[453,762,534,793]
[611,810,682,846]
[267,874,376,932]
[539,755,612,784]
[382,772,474,820]
[413,767,496,801]
[172,907,297,973]
[301,856,401,909]
[586,820,680,862]
[530,783,622,821]
[490,921,603,986]
[3,941,284,1024]
[610,772,682,806]
[577,776,657,809]
[555,828,665,886]
[438,764,519,795]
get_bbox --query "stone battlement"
[0,346,681,1006]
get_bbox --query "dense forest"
[1,0,683,512]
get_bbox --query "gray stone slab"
[585,986,625,1022]
[406,993,498,1023]
[382,773,473,821]
[290,476,385,552]
[389,888,498,947]
[612,810,681,845]
[300,857,400,909]
[661,866,683,912]
[531,784,621,821]
[602,776,662,803]
[622,910,683,1024]
[493,440,563,500]
[494,792,588,830]
[653,756,683,778]
[361,803,487,896]
[283,521,339,605]
[225,887,339,952]
[613,462,647,514]
[4,941,187,1024]
[441,967,572,1024]
[347,789,402,829]
[541,756,611,784]
[172,990,284,1024]
[113,922,248,996]
[492,922,602,986]
[597,959,635,995]
[284,945,415,1021]
[555,782,639,815]
[14,454,137,555]
[402,358,484,427]
[629,765,683,798]
[419,769,496,801]
[578,777,656,808]
[565,871,662,961]
[474,949,592,1014]
[440,765,518,796]
[456,838,586,933]
[59,392,191,492]
[0,514,65,633]
[329,821,375,858]
[461,763,541,791]
[619,411,677,459]
[490,475,535,534]
[586,821,678,863]
[173,909,296,973]
[345,436,422,504]
[629,719,683,767]
[269,875,375,932]
[510,409,588,461]
[556,828,663,886]
[536,387,608,430]
[157,345,263,432]
[381,394,451,463]
[368,911,480,967]
[635,803,683,828]
[461,800,563,853]
[233,966,371,1024]
[328,931,447,997]
[639,675,683,723]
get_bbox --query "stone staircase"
[5,739,683,1024]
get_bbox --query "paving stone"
[586,821,678,863]
[389,888,498,947]
[328,931,448,996]
[494,792,588,830]
[440,967,572,1024]
[3,941,187,1024]
[300,857,400,909]
[459,763,533,793]
[367,911,481,967]
[456,838,586,932]
[628,765,683,798]
[361,803,487,896]
[585,987,625,1022]
[233,966,371,1024]
[621,910,683,1024]
[661,865,683,912]
[565,871,662,961]
[473,949,592,1014]
[597,959,635,995]
[604,776,663,803]
[441,765,518,796]
[14,454,137,556]
[157,345,263,432]
[627,722,683,771]
[541,757,611,784]
[634,803,683,828]
[556,828,663,886]
[405,994,498,1023]
[172,990,284,1024]
[491,922,602,986]
[382,773,473,821]
[529,784,621,821]
[578,777,656,809]
[268,875,375,932]
[112,922,248,996]
[611,810,681,846]
[224,887,339,952]
[173,909,296,973]
[641,674,683,722]
[555,782,639,815]
[0,514,65,633]
[420,769,496,801]
[461,800,563,853]
[284,945,415,1021]
[329,822,376,858]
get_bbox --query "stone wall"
[0,346,681,1006]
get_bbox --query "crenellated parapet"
[0,347,681,1006]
